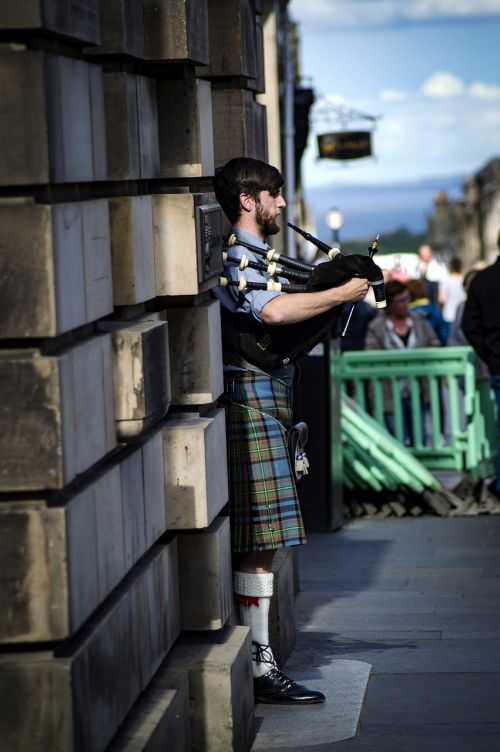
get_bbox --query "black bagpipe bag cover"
[220,255,382,372]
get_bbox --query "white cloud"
[383,118,405,135]
[380,89,409,101]
[421,71,465,97]
[290,0,500,30]
[469,81,500,99]
[473,110,500,128]
[419,74,500,100]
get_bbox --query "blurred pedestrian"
[448,268,485,354]
[407,278,449,345]
[439,256,465,324]
[415,243,448,305]
[462,233,500,498]
[446,268,489,435]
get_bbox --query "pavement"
[252,515,500,751]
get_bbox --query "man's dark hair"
[213,157,284,224]
[385,279,409,306]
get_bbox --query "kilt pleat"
[226,370,307,552]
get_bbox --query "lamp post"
[324,207,345,247]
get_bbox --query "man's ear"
[239,193,255,214]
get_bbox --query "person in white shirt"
[439,256,465,324]
[415,244,449,285]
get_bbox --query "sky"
[288,0,500,195]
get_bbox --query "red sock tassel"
[234,594,260,608]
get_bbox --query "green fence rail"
[341,393,443,495]
[339,346,496,482]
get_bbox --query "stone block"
[89,57,108,178]
[166,626,255,752]
[99,320,171,438]
[177,516,232,630]
[0,49,106,185]
[0,335,116,491]
[0,0,100,45]
[109,195,155,306]
[0,499,70,643]
[152,192,223,296]
[201,0,257,79]
[137,76,161,178]
[247,15,265,93]
[212,88,257,168]
[81,200,114,321]
[121,448,147,570]
[162,408,228,529]
[269,547,296,667]
[93,465,126,606]
[107,669,191,752]
[0,198,79,337]
[0,543,180,752]
[103,71,139,179]
[142,431,167,548]
[163,299,224,405]
[157,79,214,178]
[252,99,268,161]
[45,53,105,182]
[54,198,113,333]
[0,431,167,643]
[103,72,160,180]
[143,0,209,64]
[71,335,116,473]
[87,0,144,57]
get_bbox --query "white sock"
[233,571,277,678]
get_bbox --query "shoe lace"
[268,668,295,691]
[252,641,275,666]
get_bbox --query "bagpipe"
[218,223,386,372]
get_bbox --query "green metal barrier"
[339,346,496,481]
[341,393,443,494]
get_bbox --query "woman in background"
[365,280,440,445]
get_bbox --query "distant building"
[427,157,500,269]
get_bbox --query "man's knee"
[235,549,277,574]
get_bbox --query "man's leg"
[234,550,277,677]
[233,549,325,705]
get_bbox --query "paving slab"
[252,659,372,750]
[363,672,500,725]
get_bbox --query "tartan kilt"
[225,370,307,553]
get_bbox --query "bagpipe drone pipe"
[218,225,386,372]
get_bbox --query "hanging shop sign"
[317,130,372,160]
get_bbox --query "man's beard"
[256,201,281,236]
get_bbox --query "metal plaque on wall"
[195,203,224,284]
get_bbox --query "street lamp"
[324,207,345,247]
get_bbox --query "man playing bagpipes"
[213,157,373,705]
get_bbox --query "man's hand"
[262,276,370,325]
[338,277,370,303]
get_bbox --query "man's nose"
[278,196,286,208]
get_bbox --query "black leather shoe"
[253,667,325,705]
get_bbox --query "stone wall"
[0,2,292,750]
